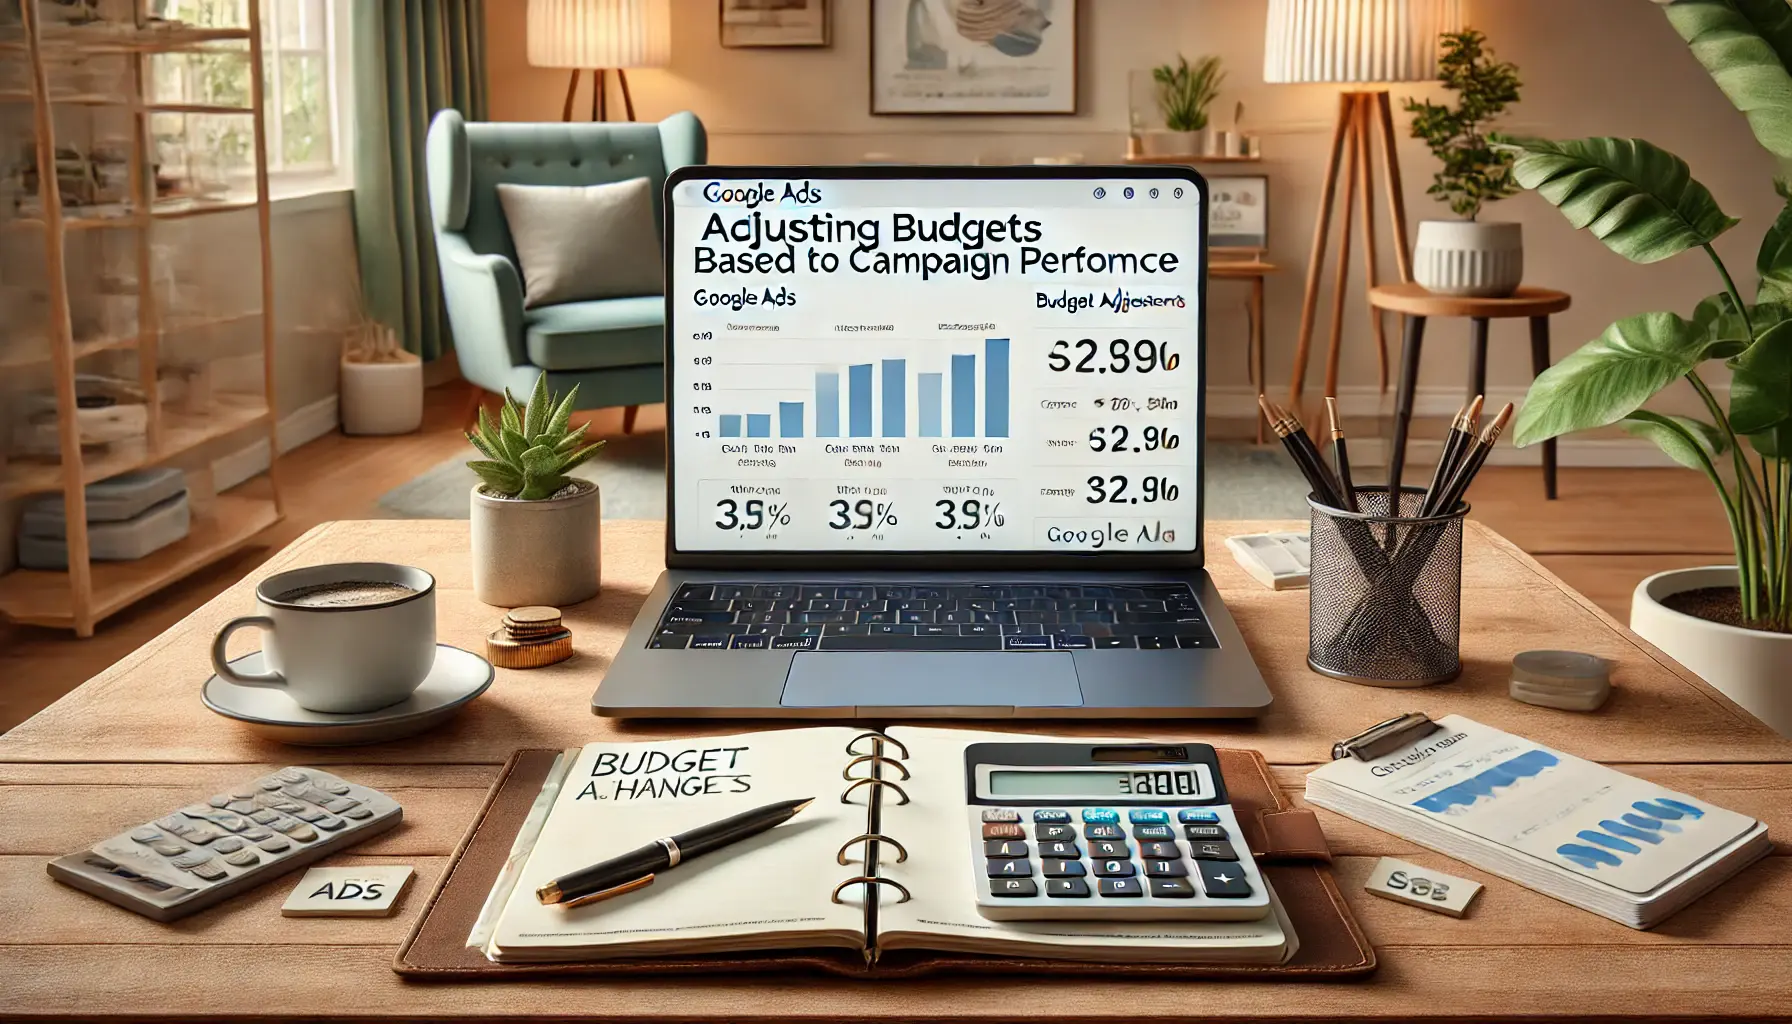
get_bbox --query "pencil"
[1420,395,1484,518]
[1326,397,1359,513]
[1434,403,1513,515]
[1260,396,1344,508]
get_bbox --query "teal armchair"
[425,109,705,431]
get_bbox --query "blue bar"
[849,363,873,437]
[816,372,840,437]
[918,373,942,437]
[779,402,803,438]
[951,354,976,437]
[746,414,771,438]
[985,338,1009,438]
[720,414,742,438]
[882,359,905,437]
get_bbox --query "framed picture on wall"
[870,0,1078,115]
[1208,175,1269,255]
[720,0,830,48]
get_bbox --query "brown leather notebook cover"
[395,747,1376,980]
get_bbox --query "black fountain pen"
[536,796,814,907]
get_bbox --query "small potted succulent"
[1405,29,1525,297]
[465,378,606,607]
[1145,55,1225,157]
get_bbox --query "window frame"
[259,0,353,197]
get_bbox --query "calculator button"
[1042,859,1087,877]
[274,768,310,784]
[320,796,361,813]
[1144,858,1189,877]
[1132,824,1174,840]
[224,849,261,867]
[249,809,281,825]
[320,780,352,796]
[1081,808,1119,824]
[1178,809,1221,824]
[1032,810,1071,824]
[208,795,231,808]
[980,808,1021,823]
[210,838,246,854]
[312,815,346,831]
[257,837,291,853]
[1128,809,1169,824]
[987,858,1034,878]
[292,808,326,823]
[190,862,229,882]
[1196,860,1254,898]
[1141,841,1180,860]
[1084,824,1124,840]
[343,806,374,820]
[1093,859,1136,877]
[257,777,285,791]
[990,878,1038,897]
[1035,824,1076,841]
[287,824,319,842]
[129,828,161,844]
[1098,878,1144,897]
[982,823,1024,840]
[226,799,257,815]
[169,850,214,870]
[1039,841,1082,858]
[212,815,249,832]
[149,841,186,857]
[268,817,305,834]
[985,840,1029,858]
[1184,824,1228,841]
[1090,840,1131,859]
[1189,840,1240,862]
[1046,878,1092,898]
[1149,877,1198,899]
[241,826,273,840]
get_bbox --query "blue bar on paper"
[951,354,976,437]
[849,363,873,437]
[882,359,905,437]
[918,373,943,437]
[985,338,1009,438]
[816,372,840,437]
[746,414,771,438]
[779,402,803,438]
[720,414,742,438]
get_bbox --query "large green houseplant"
[1496,0,1792,730]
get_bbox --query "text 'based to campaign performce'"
[669,175,1203,554]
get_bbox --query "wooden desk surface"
[4,519,1789,1022]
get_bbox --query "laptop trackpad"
[781,652,1083,709]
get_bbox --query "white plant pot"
[1630,566,1792,737]
[1413,220,1524,298]
[470,479,601,608]
[340,353,423,436]
[1142,130,1201,157]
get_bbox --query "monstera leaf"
[1729,318,1792,435]
[1621,410,1730,472]
[1498,136,1738,264]
[1513,312,1712,447]
[1663,0,1792,159]
[1759,181,1792,301]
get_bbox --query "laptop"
[593,165,1273,719]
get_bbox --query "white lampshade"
[527,0,672,70]
[1264,0,1463,84]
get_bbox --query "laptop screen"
[664,168,1204,560]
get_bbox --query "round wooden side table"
[1369,283,1573,500]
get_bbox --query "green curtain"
[352,0,488,361]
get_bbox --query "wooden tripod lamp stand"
[527,0,672,122]
[1265,0,1462,423]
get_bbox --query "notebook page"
[872,726,1290,963]
[488,727,869,961]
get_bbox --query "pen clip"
[558,873,656,908]
[1331,712,1439,762]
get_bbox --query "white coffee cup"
[210,562,437,714]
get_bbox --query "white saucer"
[202,644,494,746]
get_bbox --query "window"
[151,0,352,196]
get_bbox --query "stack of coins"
[486,606,573,669]
[1510,650,1611,711]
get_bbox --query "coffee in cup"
[211,562,437,714]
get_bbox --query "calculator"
[47,767,402,922]
[967,741,1271,921]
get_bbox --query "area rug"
[376,432,1314,522]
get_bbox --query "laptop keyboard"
[647,583,1218,652]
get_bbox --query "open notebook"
[473,726,1295,965]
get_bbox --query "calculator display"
[988,768,1211,799]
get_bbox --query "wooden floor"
[0,382,1732,734]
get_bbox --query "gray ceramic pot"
[469,479,600,607]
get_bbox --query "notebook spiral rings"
[831,732,913,911]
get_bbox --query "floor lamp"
[527,0,672,123]
[1266,0,1462,424]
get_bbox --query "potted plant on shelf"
[1496,1,1792,735]
[340,316,422,436]
[1145,55,1224,158]
[465,378,606,608]
[1405,29,1524,298]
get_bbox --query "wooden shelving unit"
[1124,153,1263,165]
[0,0,282,637]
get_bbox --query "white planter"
[470,479,601,608]
[1142,130,1201,157]
[340,353,423,436]
[1631,566,1792,737]
[1413,220,1524,298]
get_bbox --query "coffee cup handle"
[211,616,285,687]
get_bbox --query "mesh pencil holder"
[1307,486,1465,688]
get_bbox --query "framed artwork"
[1208,175,1269,255]
[870,0,1078,115]
[720,0,830,48]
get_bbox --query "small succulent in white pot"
[466,378,606,607]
